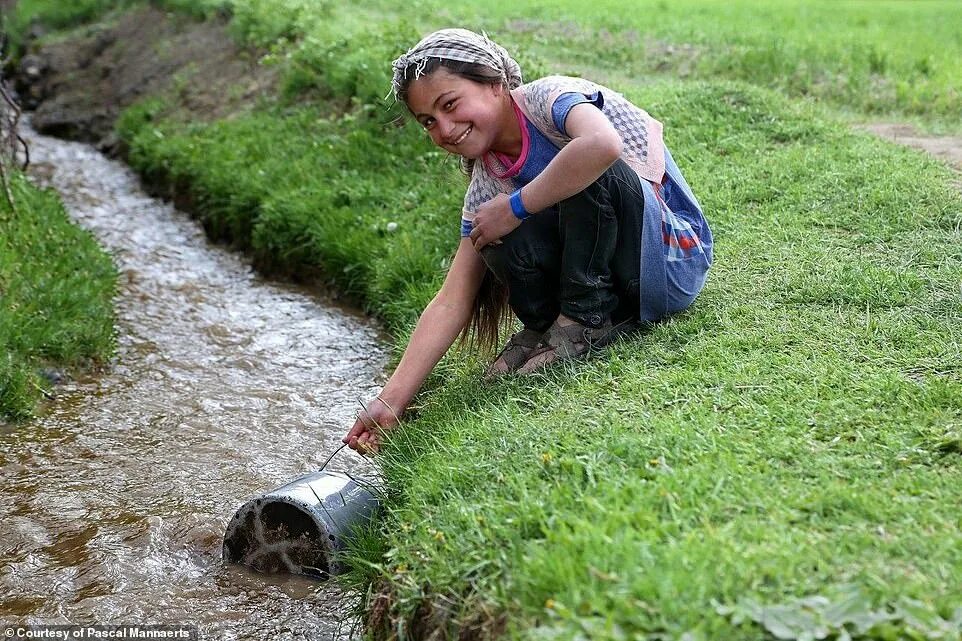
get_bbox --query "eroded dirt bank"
[13,4,278,154]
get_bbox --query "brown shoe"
[516,318,617,374]
[483,328,546,381]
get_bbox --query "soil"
[11,4,279,155]
[858,122,962,189]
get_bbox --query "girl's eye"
[421,117,435,129]
[443,100,455,111]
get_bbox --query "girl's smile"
[406,68,522,160]
[451,125,472,145]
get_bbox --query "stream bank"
[12,4,278,155]
[3,5,391,637]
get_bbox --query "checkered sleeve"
[461,163,512,237]
[519,76,665,184]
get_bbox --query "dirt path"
[860,123,962,189]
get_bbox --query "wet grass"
[7,0,962,636]
[0,170,117,420]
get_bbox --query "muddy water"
[0,120,389,639]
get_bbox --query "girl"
[343,29,712,454]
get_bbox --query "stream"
[0,118,389,640]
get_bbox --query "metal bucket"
[222,470,379,579]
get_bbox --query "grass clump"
[2,0,133,44]
[0,170,117,420]
[116,91,461,331]
[2,0,123,59]
[4,0,225,61]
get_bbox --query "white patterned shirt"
[461,75,665,228]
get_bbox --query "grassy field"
[225,0,962,131]
[8,0,962,130]
[8,0,962,638]
[0,169,117,420]
[475,0,962,131]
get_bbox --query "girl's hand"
[342,397,400,455]
[470,193,522,250]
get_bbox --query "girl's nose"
[438,115,457,138]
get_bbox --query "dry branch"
[0,27,29,214]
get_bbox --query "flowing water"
[0,120,389,639]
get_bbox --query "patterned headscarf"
[390,28,523,101]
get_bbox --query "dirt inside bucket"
[224,500,331,579]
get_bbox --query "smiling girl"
[343,29,712,454]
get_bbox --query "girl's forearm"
[520,134,621,213]
[376,295,472,413]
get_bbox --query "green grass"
[8,0,962,130]
[352,83,962,639]
[8,0,962,636]
[471,0,962,132]
[1,0,140,57]
[277,0,962,132]
[0,170,117,420]
[114,42,962,641]
[116,90,456,331]
[2,0,224,59]
[247,0,962,132]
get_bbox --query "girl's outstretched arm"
[343,237,487,453]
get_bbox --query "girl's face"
[406,67,518,159]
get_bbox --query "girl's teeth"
[455,126,472,144]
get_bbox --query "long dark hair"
[396,58,511,352]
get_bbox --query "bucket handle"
[318,442,349,472]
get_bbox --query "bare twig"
[0,151,14,212]
[0,26,29,215]
[16,133,28,169]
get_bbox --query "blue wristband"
[509,189,530,220]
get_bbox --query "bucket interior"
[223,499,331,579]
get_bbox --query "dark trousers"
[480,158,645,332]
